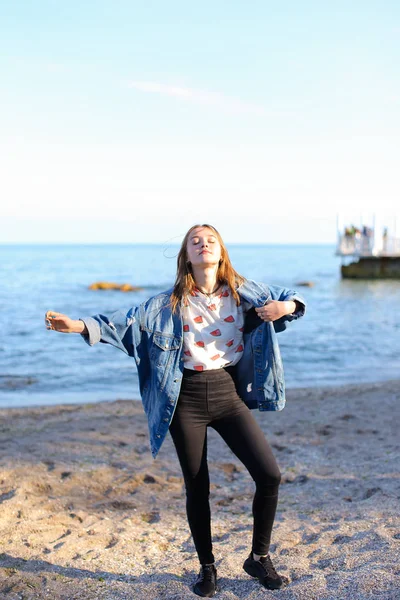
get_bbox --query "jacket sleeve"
[79,305,142,360]
[267,284,306,333]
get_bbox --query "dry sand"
[0,380,399,600]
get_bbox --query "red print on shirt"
[190,290,198,296]
[208,304,217,311]
[194,365,204,371]
[194,316,203,323]
[235,344,244,352]
[224,315,234,322]
[211,354,221,361]
[184,350,192,356]
[221,290,229,297]
[195,340,205,347]
[183,324,189,332]
[239,326,244,332]
[210,329,221,337]
[226,339,234,347]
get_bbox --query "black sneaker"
[243,552,283,590]
[193,563,217,597]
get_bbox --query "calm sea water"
[1,244,400,408]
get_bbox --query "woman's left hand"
[255,300,296,322]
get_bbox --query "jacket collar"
[236,278,271,307]
[162,278,271,308]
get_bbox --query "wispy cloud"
[127,80,283,116]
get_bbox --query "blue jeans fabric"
[169,366,281,565]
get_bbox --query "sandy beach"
[0,380,399,600]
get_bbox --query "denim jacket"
[80,279,306,458]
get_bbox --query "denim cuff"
[79,317,101,346]
[285,297,306,321]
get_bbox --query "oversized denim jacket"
[80,279,306,458]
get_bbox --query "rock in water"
[89,282,143,291]
[295,281,314,287]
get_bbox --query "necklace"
[195,284,221,297]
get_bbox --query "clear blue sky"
[1,1,399,244]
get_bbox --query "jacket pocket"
[150,332,181,389]
[152,333,181,352]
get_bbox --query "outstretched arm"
[45,311,88,334]
[45,306,141,358]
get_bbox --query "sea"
[1,243,400,408]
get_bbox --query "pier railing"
[335,234,400,257]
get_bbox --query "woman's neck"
[192,266,219,294]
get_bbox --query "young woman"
[45,224,306,597]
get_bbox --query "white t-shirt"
[181,285,250,371]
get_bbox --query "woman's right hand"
[44,311,85,334]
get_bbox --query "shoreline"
[0,379,399,599]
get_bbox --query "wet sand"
[0,380,399,599]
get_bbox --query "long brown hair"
[170,224,245,313]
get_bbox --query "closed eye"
[191,237,216,244]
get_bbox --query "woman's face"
[186,226,222,268]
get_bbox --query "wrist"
[282,300,296,316]
[73,319,86,334]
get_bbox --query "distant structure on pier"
[335,215,400,279]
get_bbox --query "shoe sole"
[243,561,283,590]
[193,584,217,598]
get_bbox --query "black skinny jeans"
[169,366,281,565]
